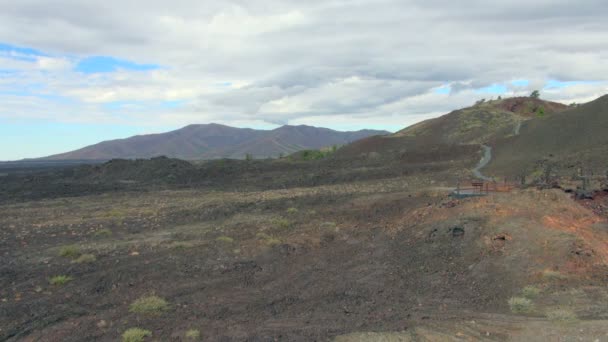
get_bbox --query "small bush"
[185,329,201,339]
[545,308,578,322]
[94,229,112,237]
[522,285,541,299]
[320,221,337,229]
[72,253,96,264]
[216,236,234,244]
[265,237,282,246]
[300,149,332,160]
[543,270,567,280]
[49,275,72,286]
[59,245,81,259]
[286,207,298,214]
[274,218,291,229]
[129,295,169,314]
[256,232,271,240]
[508,296,533,314]
[122,328,152,342]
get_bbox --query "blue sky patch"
[511,79,529,87]
[75,56,160,73]
[215,82,233,87]
[0,120,149,160]
[0,89,75,104]
[103,99,185,111]
[475,84,507,94]
[159,100,185,108]
[0,42,46,62]
[434,85,451,95]
[544,79,599,89]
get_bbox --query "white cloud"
[0,0,607,133]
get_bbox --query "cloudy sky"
[1,0,608,160]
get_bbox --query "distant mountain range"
[41,124,389,160]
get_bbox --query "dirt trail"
[472,145,493,181]
[514,120,522,135]
[473,121,521,181]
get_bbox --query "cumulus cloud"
[0,0,607,132]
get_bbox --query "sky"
[1,0,608,160]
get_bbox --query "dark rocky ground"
[2,149,608,341]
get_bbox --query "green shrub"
[72,253,96,264]
[286,207,298,214]
[185,329,200,339]
[508,296,533,314]
[59,245,81,259]
[94,228,113,237]
[256,232,271,240]
[216,236,234,244]
[122,328,152,342]
[542,270,567,280]
[545,308,578,322]
[265,237,282,246]
[129,295,169,314]
[256,232,281,246]
[274,218,291,229]
[522,285,541,299]
[320,221,337,229]
[49,275,72,286]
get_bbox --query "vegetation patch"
[216,236,234,244]
[49,275,72,286]
[542,270,567,280]
[508,296,533,314]
[185,329,201,339]
[521,285,541,299]
[286,207,298,214]
[58,245,81,259]
[72,253,96,264]
[320,221,337,229]
[300,149,334,160]
[545,308,578,322]
[94,228,113,237]
[265,237,282,246]
[273,218,291,229]
[256,232,281,246]
[167,241,196,249]
[105,208,128,219]
[122,328,152,342]
[129,295,169,314]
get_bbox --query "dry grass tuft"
[72,253,96,264]
[122,328,152,342]
[129,295,169,314]
[508,296,533,314]
[542,270,567,280]
[58,245,81,259]
[185,329,201,339]
[49,275,72,286]
[94,228,113,237]
[216,236,234,243]
[273,218,291,229]
[545,308,578,322]
[522,285,541,299]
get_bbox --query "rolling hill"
[335,97,569,160]
[487,94,608,177]
[41,124,388,160]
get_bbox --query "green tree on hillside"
[530,90,540,98]
[536,106,545,117]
